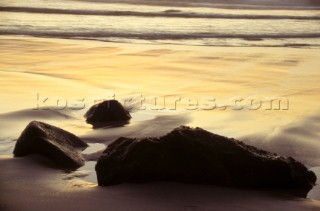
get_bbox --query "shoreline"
[2,35,320,50]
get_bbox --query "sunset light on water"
[1,0,320,210]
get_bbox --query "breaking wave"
[1,6,320,20]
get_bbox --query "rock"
[84,100,131,128]
[13,121,88,169]
[96,126,316,197]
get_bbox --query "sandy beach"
[1,35,320,210]
[1,156,320,211]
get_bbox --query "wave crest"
[1,6,320,20]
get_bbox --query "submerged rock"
[96,126,316,197]
[84,100,131,128]
[13,121,88,169]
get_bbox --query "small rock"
[13,121,88,169]
[84,100,131,128]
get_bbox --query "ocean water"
[1,0,320,47]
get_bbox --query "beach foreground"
[1,36,320,210]
[1,156,320,211]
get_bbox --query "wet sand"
[1,35,320,210]
[1,156,320,211]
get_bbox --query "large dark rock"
[84,100,131,128]
[13,121,88,169]
[96,126,316,197]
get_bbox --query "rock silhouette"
[13,121,88,169]
[96,126,316,197]
[84,100,131,128]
